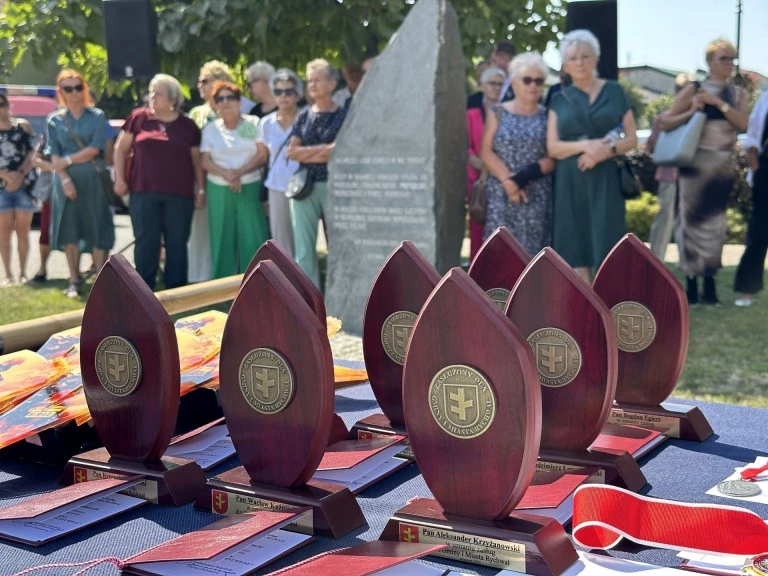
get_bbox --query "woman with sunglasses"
[662,39,748,305]
[114,74,203,291]
[466,66,505,261]
[0,92,37,285]
[256,69,303,256]
[547,30,638,283]
[481,52,555,257]
[200,82,268,278]
[46,69,114,298]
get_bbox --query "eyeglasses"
[718,56,736,63]
[485,81,504,88]
[0,101,7,108]
[60,84,84,94]
[214,94,239,103]
[273,88,298,96]
[521,77,545,87]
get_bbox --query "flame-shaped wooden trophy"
[195,261,366,538]
[351,241,441,439]
[468,226,530,310]
[593,234,713,441]
[244,240,347,444]
[380,269,578,575]
[505,249,647,492]
[61,255,206,505]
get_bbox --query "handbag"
[285,167,313,200]
[560,87,640,199]
[59,111,123,208]
[652,111,706,167]
[468,106,504,225]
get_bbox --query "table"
[1,385,766,575]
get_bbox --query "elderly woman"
[287,59,346,288]
[467,66,504,261]
[662,39,748,305]
[256,69,303,256]
[246,61,277,117]
[201,82,269,278]
[547,30,638,282]
[481,53,555,256]
[0,92,36,285]
[114,74,203,291]
[46,70,114,298]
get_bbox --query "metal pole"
[736,0,742,75]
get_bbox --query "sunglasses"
[273,88,297,97]
[718,56,736,63]
[60,84,84,94]
[198,78,209,86]
[0,101,7,108]
[214,94,239,103]
[521,77,545,87]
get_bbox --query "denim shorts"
[0,187,37,212]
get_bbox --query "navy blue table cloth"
[1,384,766,575]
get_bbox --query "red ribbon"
[573,485,768,555]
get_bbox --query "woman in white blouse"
[200,81,268,278]
[256,69,302,256]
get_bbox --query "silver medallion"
[716,479,761,497]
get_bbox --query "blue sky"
[543,0,766,77]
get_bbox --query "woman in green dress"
[547,30,638,283]
[46,70,114,298]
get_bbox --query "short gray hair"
[246,61,275,83]
[306,59,339,83]
[480,67,506,84]
[271,68,305,100]
[559,29,601,61]
[149,74,184,110]
[508,51,549,81]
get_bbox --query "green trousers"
[290,181,327,289]
[207,180,268,279]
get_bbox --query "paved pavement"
[3,215,764,363]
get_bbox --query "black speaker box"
[104,0,159,80]
[566,0,618,80]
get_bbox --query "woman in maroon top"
[113,74,204,290]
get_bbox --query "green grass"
[1,264,766,408]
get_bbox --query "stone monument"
[325,0,467,334]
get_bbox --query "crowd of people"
[0,29,764,310]
[469,33,763,306]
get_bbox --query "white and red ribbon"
[573,485,768,555]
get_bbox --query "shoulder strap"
[59,111,88,151]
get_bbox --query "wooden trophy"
[244,240,349,445]
[593,234,713,441]
[505,249,647,492]
[380,269,578,576]
[468,226,531,310]
[195,261,366,538]
[352,241,441,439]
[61,255,206,505]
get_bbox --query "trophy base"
[60,447,206,506]
[538,447,647,492]
[349,413,413,459]
[195,466,367,539]
[379,498,577,576]
[609,402,713,441]
[329,412,351,445]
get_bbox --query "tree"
[618,77,648,129]
[0,0,566,100]
[643,94,674,127]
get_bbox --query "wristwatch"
[720,102,731,114]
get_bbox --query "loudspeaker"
[566,0,618,80]
[104,0,159,80]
